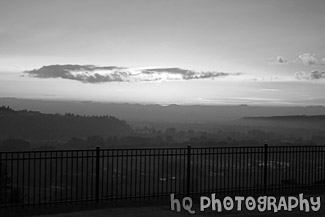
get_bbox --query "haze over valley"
[1,98,324,152]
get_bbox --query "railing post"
[263,144,268,195]
[186,145,191,196]
[0,153,2,201]
[95,147,100,203]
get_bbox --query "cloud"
[295,71,325,80]
[24,65,243,83]
[24,65,129,83]
[268,56,288,64]
[277,56,287,64]
[321,57,325,65]
[299,53,318,66]
[141,68,241,80]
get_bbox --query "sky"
[0,0,325,106]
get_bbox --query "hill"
[0,106,133,140]
[242,115,325,121]
[238,115,325,129]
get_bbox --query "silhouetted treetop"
[0,105,133,139]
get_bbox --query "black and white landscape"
[1,0,325,216]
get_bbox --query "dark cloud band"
[295,71,325,80]
[24,65,243,83]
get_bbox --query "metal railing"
[1,145,325,208]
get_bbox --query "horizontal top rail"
[1,145,325,154]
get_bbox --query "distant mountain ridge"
[1,98,325,123]
[242,115,325,121]
[0,106,133,140]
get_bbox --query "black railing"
[1,145,325,208]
